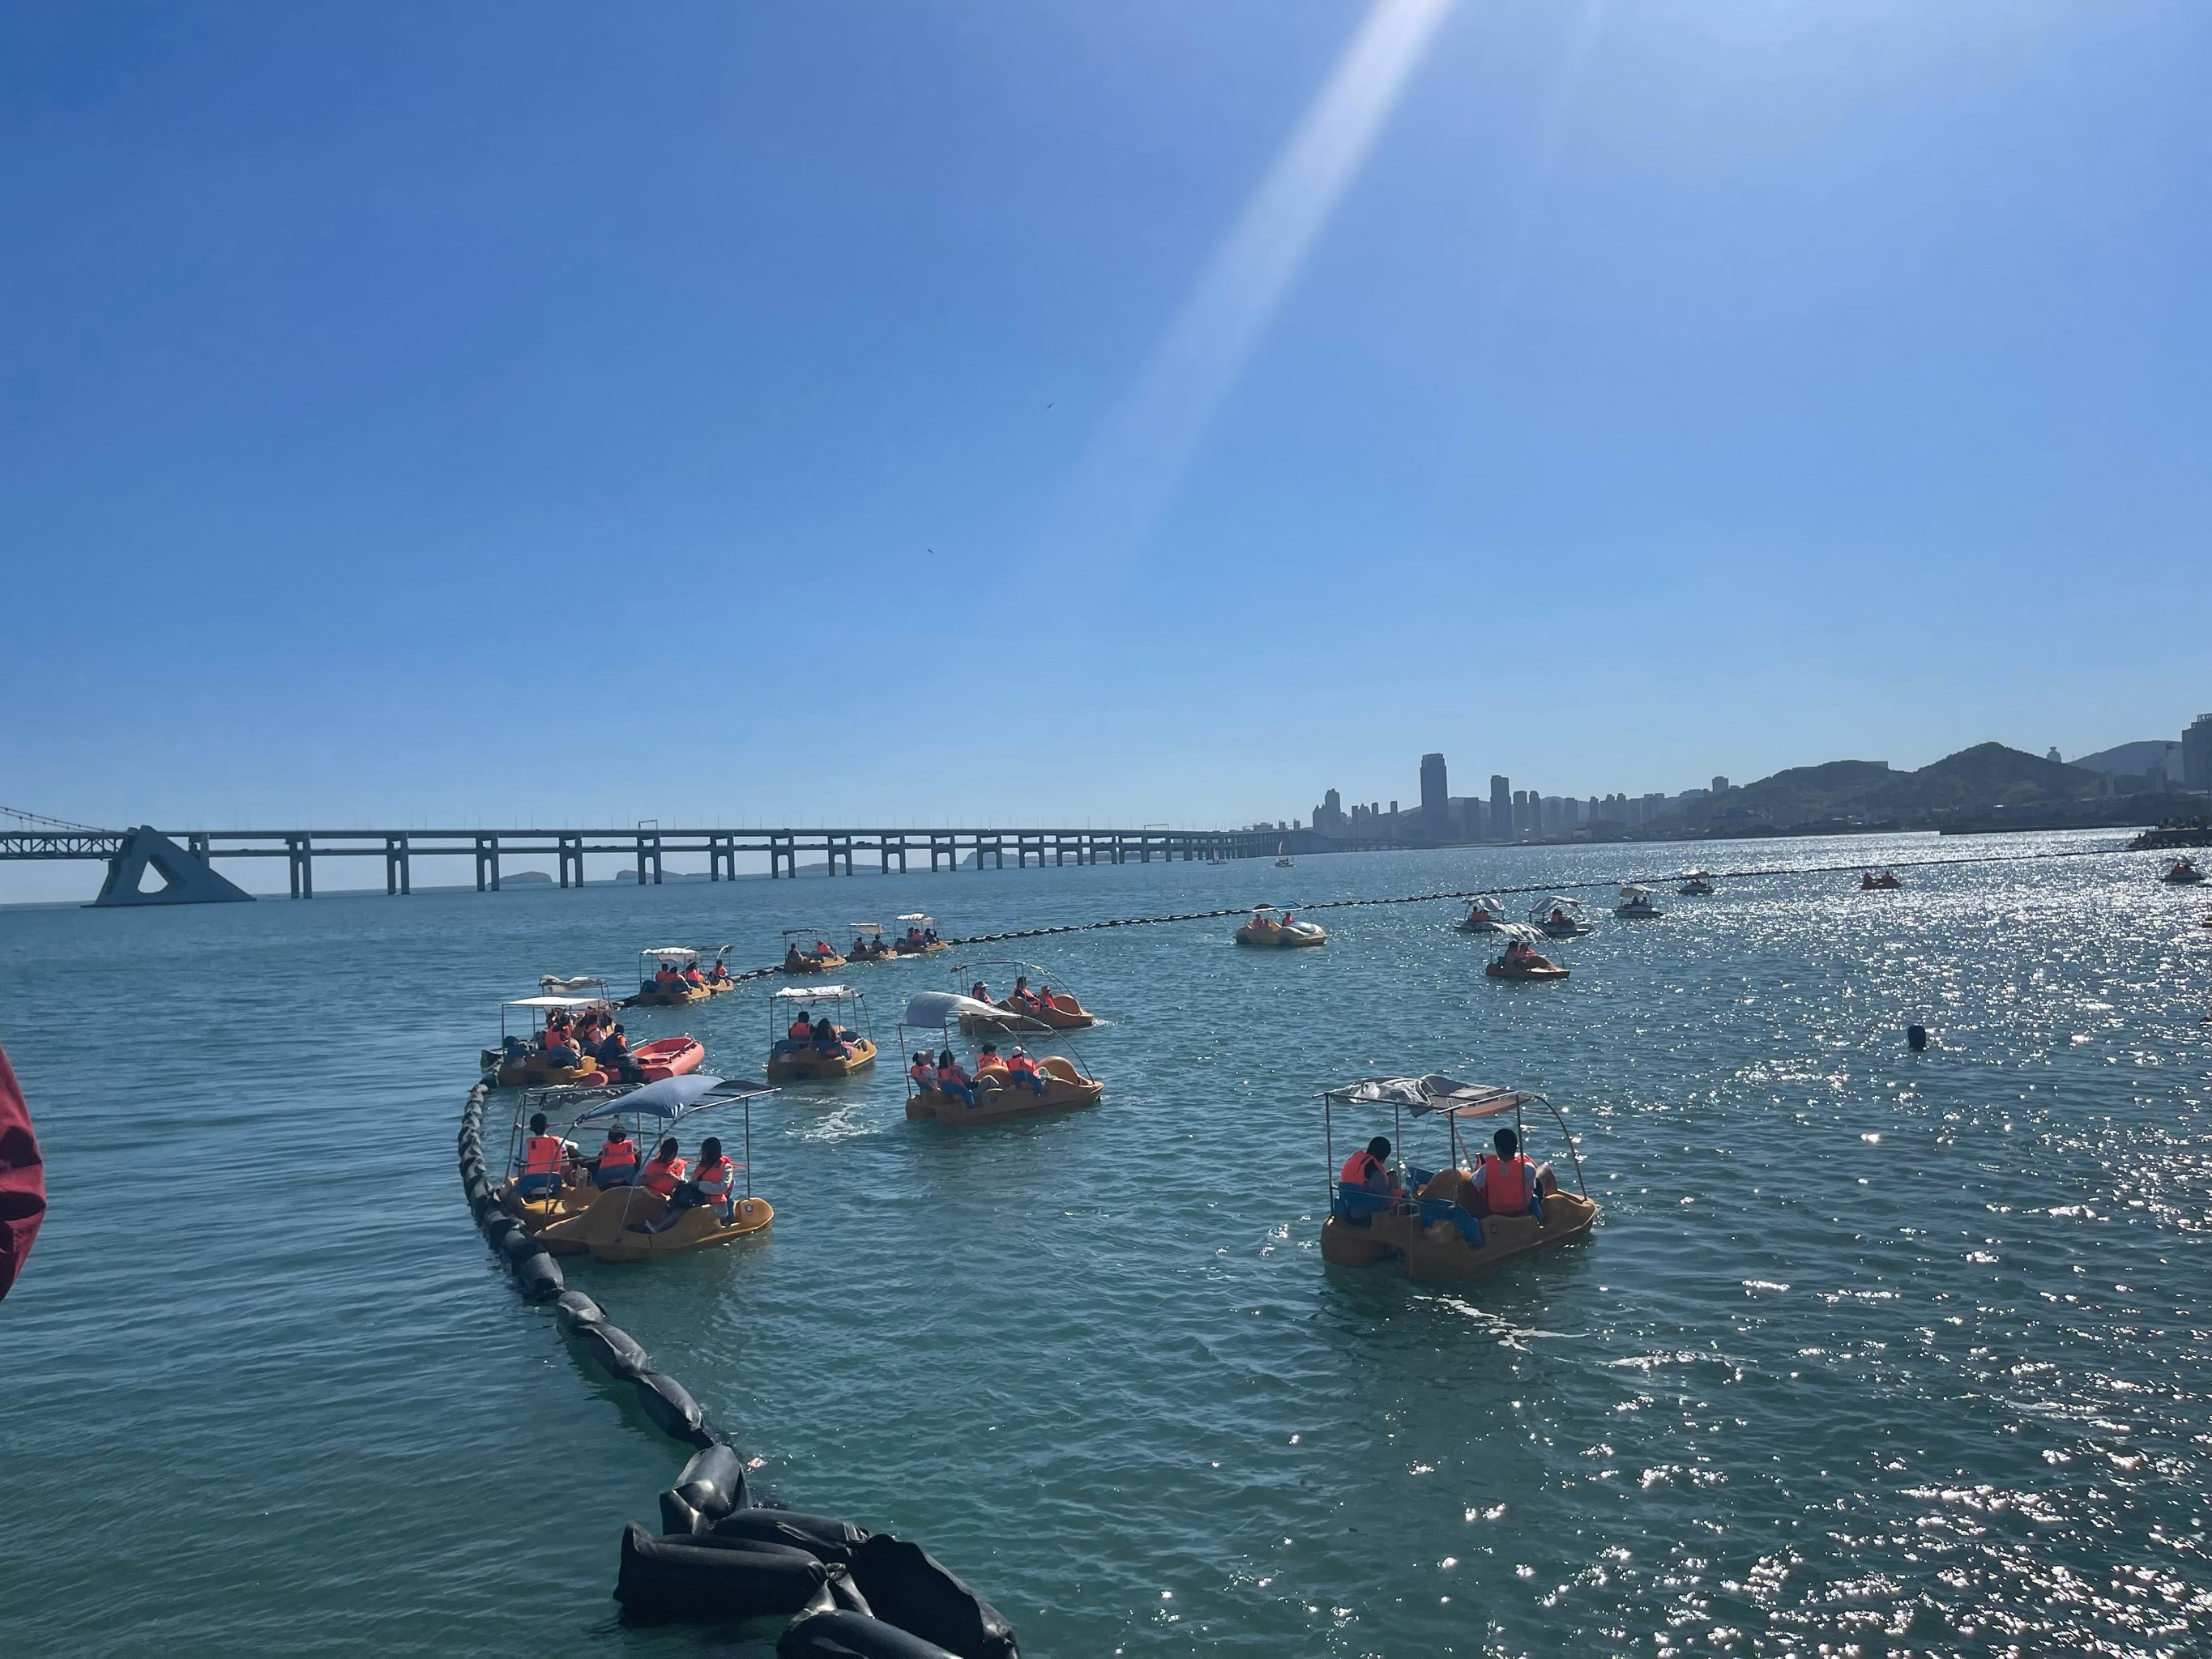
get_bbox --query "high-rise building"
[1711,775,1731,794]
[1420,753,1448,840]
[1490,775,1512,840]
[2180,714,2212,791]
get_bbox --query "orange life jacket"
[523,1135,566,1178]
[598,1138,638,1175]
[910,1060,933,1085]
[788,1017,813,1040]
[937,1063,966,1088]
[1007,1053,1038,1077]
[684,968,703,986]
[1481,1153,1533,1212]
[694,1156,734,1200]
[1339,1149,1385,1189]
[641,1154,686,1196]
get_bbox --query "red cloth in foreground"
[0,1043,45,1301]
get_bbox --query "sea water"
[2,831,2207,1656]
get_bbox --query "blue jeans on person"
[940,1078,976,1107]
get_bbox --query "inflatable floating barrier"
[455,1080,1021,1653]
[616,1524,836,1623]
[779,1610,961,1658]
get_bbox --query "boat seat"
[515,1172,561,1199]
[1418,1196,1483,1246]
[1334,1183,1390,1223]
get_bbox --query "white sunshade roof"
[504,994,609,1009]
[896,913,934,923]
[643,946,700,959]
[1321,1074,1541,1120]
[772,983,855,1001]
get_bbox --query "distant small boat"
[2162,857,2204,885]
[1676,870,1715,896]
[1860,870,1902,891]
[1275,839,1292,868]
[1613,884,1664,919]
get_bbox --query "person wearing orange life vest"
[638,1137,687,1196]
[1338,1136,1400,1197]
[786,1011,814,1044]
[683,962,705,988]
[595,1127,641,1188]
[689,1137,737,1221]
[517,1111,574,1198]
[909,1051,936,1090]
[935,1048,976,1107]
[1471,1125,1552,1218]
[1005,1047,1046,1094]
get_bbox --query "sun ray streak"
[1049,0,1457,564]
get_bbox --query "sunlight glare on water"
[2,830,2209,1655]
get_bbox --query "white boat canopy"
[503,994,610,1010]
[772,983,856,1002]
[1620,885,1652,901]
[850,923,883,934]
[643,946,701,960]
[1321,1074,1545,1119]
[896,913,934,925]
[1492,923,1546,946]
[901,991,1005,1028]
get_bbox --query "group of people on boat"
[534,1009,643,1081]
[784,940,841,970]
[850,932,892,960]
[516,1114,741,1222]
[1339,1127,1557,1220]
[1497,937,1557,971]
[969,975,1065,1017]
[899,921,941,949]
[779,1009,857,1056]
[1861,870,1902,890]
[644,958,728,994]
[909,1043,1046,1104]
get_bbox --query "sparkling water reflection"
[2,831,2208,1655]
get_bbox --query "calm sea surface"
[3,832,2210,1657]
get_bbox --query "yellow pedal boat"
[765,983,878,1081]
[1317,1073,1596,1283]
[629,947,712,1006]
[892,913,947,953]
[494,1074,779,1260]
[540,1188,773,1262]
[898,991,1104,1125]
[1235,905,1327,947]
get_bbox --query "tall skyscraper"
[1711,775,1731,794]
[2184,714,2212,791]
[1420,753,1448,840]
[1490,774,1511,840]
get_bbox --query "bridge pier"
[558,834,583,888]
[635,831,663,885]
[881,835,909,875]
[980,834,1004,870]
[475,834,500,892]
[827,834,854,876]
[768,832,795,879]
[386,835,412,896]
[929,834,954,873]
[287,835,314,898]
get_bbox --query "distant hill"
[1706,743,2104,829]
[2070,740,2176,775]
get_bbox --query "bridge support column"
[476,835,500,892]
[929,834,953,873]
[558,835,583,888]
[768,833,795,879]
[386,835,412,895]
[287,835,314,898]
[827,834,852,876]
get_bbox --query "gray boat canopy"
[573,1073,774,1120]
[902,990,1006,1028]
[1320,1074,1544,1120]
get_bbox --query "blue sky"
[3,0,2207,879]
